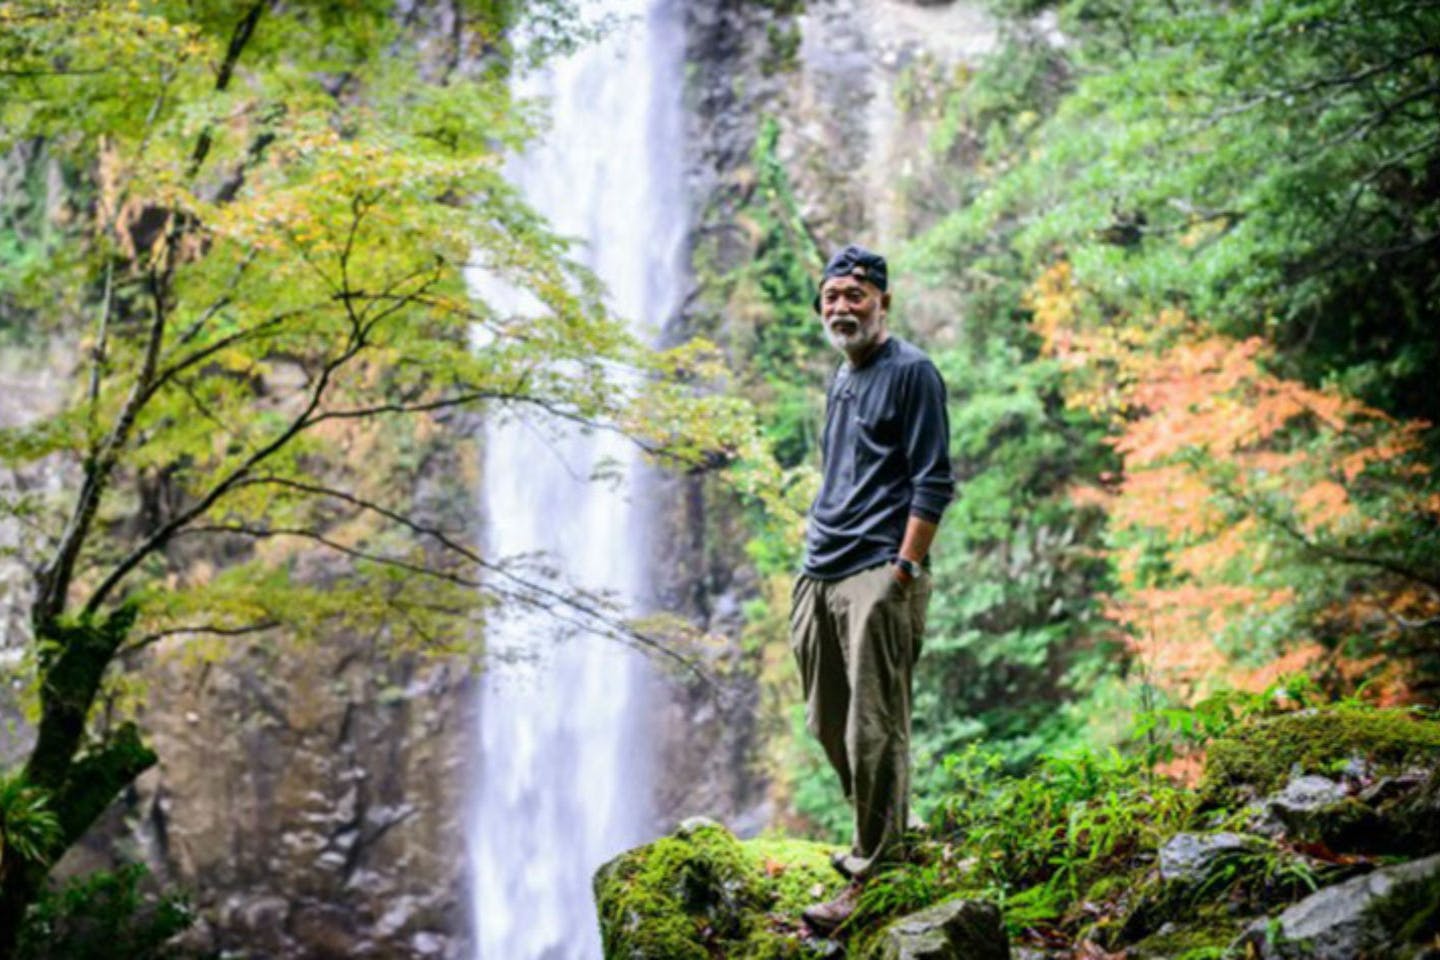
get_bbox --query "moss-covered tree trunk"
[0,610,157,959]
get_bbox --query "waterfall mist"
[466,1,688,957]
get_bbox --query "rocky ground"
[593,705,1440,959]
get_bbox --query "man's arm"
[894,360,955,583]
[893,514,938,584]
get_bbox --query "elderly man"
[791,245,955,932]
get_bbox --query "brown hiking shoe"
[802,881,862,934]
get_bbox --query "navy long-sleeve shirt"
[802,337,955,580]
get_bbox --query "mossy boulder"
[1126,906,1247,960]
[1237,852,1440,959]
[861,897,1009,960]
[1199,707,1440,807]
[593,818,843,959]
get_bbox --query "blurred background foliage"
[728,0,1440,835]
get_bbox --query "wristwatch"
[894,556,922,580]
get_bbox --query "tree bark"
[0,613,157,960]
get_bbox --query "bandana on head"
[813,244,888,312]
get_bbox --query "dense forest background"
[716,0,1440,836]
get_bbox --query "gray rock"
[1242,801,1288,838]
[1269,774,1347,815]
[1158,832,1254,884]
[869,898,1009,960]
[676,815,724,836]
[410,931,446,957]
[1340,755,1374,780]
[1239,852,1440,959]
[1409,766,1440,817]
[1357,771,1424,807]
[290,901,359,955]
[1264,773,1391,848]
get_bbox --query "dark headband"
[813,244,888,312]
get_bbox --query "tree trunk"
[0,612,157,959]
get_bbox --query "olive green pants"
[789,563,931,879]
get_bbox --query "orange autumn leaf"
[1028,261,1434,702]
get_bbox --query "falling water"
[467,1,688,958]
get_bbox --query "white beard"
[826,313,881,358]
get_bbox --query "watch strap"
[895,556,922,578]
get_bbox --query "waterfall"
[467,0,687,957]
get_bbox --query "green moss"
[1127,907,1242,960]
[1364,860,1440,947]
[593,822,841,960]
[743,835,841,914]
[761,23,802,76]
[1200,707,1440,806]
[597,711,1440,958]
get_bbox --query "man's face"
[819,275,888,358]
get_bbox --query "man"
[791,244,955,932]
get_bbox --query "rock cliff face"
[681,0,999,261]
[120,639,473,959]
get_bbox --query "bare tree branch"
[38,267,171,623]
[215,478,712,677]
[120,620,281,657]
[188,1,269,177]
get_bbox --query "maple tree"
[1029,261,1440,705]
[0,0,776,947]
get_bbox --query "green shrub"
[17,865,195,960]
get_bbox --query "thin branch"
[0,490,61,555]
[383,596,443,648]
[188,1,268,177]
[220,477,711,677]
[80,328,364,616]
[355,272,445,340]
[38,267,171,623]
[310,389,724,475]
[338,193,374,297]
[189,521,481,583]
[1179,44,1440,142]
[120,620,281,657]
[167,248,258,353]
[149,307,300,392]
[330,259,448,341]
[85,257,115,457]
[173,375,236,436]
[1280,44,1439,99]
[1218,478,1440,593]
[1375,602,1440,633]
[1326,81,1440,149]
